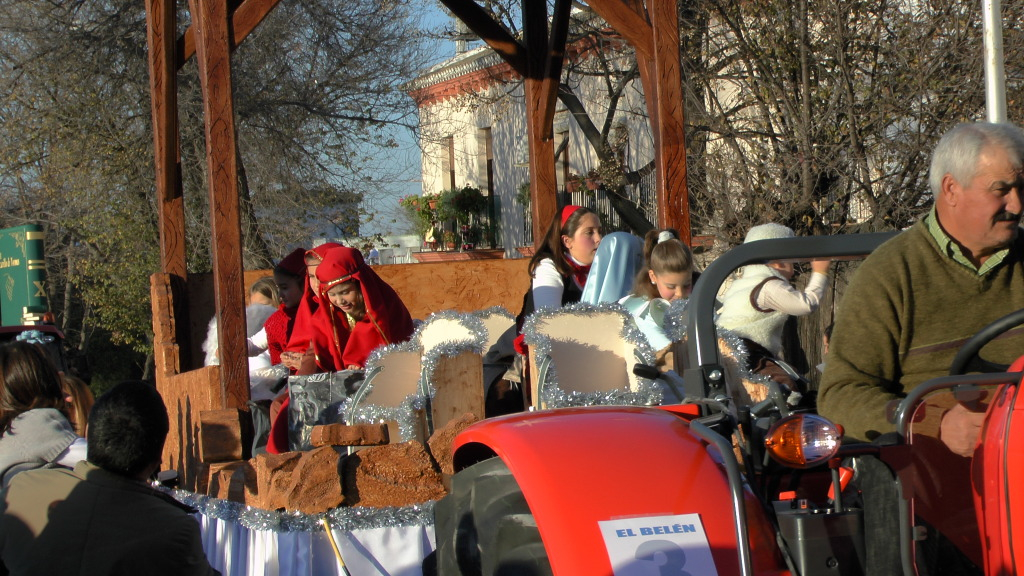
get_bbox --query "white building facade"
[407,26,656,255]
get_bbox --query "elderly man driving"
[819,121,1024,575]
[820,121,1024,452]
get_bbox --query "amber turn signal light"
[764,413,843,468]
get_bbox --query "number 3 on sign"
[598,513,718,576]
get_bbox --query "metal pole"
[983,0,1007,123]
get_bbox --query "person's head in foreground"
[87,380,169,482]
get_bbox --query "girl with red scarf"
[514,205,603,333]
[486,205,601,411]
[314,246,415,369]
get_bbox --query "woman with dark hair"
[514,205,603,332]
[0,340,85,487]
[478,206,602,413]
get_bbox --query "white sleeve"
[757,272,829,316]
[55,437,87,469]
[247,327,269,356]
[531,258,566,311]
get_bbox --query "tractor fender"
[974,360,1024,574]
[451,405,786,575]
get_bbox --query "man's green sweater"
[818,219,1024,442]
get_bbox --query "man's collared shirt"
[925,206,1009,275]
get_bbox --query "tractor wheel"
[431,457,552,576]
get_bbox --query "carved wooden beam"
[188,0,249,410]
[588,0,653,59]
[177,0,282,68]
[145,0,187,278]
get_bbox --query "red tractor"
[427,232,1023,576]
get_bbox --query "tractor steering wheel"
[948,308,1024,376]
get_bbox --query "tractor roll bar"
[683,232,898,401]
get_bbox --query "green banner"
[0,224,48,327]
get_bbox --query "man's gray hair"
[929,122,1024,195]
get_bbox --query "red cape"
[313,246,415,370]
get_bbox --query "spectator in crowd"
[0,381,219,575]
[0,341,85,488]
[60,374,94,438]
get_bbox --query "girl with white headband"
[620,228,695,355]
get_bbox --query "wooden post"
[576,0,691,241]
[188,0,249,410]
[145,0,186,280]
[650,0,689,241]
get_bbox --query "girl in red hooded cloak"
[267,242,342,454]
[314,246,415,369]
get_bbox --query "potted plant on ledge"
[438,185,487,226]
[442,230,457,251]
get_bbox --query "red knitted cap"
[276,247,307,276]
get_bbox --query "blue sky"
[359,2,458,238]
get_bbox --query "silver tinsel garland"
[714,327,777,394]
[416,310,487,396]
[171,488,435,533]
[471,305,515,323]
[349,340,426,442]
[662,298,691,343]
[348,311,489,440]
[522,301,662,408]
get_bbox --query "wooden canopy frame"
[144,0,689,411]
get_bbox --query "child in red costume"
[279,242,343,374]
[267,242,342,454]
[252,247,306,366]
[267,245,414,453]
[314,246,415,369]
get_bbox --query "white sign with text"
[598,513,718,576]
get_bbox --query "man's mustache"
[995,211,1021,223]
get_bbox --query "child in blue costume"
[620,229,695,358]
